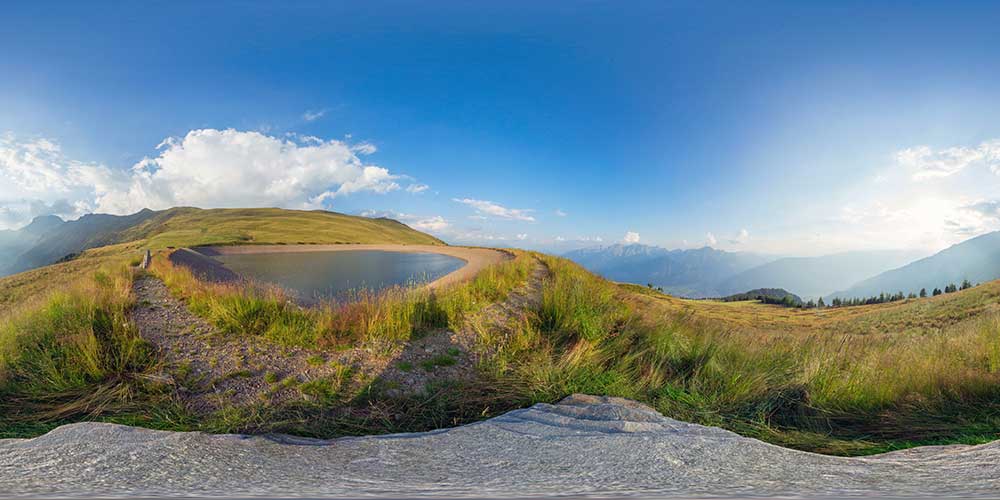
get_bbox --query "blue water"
[213,250,465,302]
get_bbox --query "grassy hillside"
[2,220,1000,455]
[627,279,1000,337]
[0,207,443,308]
[831,231,1000,300]
[117,207,445,249]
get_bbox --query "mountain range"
[563,244,772,298]
[719,250,924,299]
[6,207,1000,302]
[829,231,1000,300]
[565,235,1000,300]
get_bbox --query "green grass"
[119,207,444,250]
[0,206,443,310]
[0,265,185,436]
[476,254,1000,455]
[420,354,457,371]
[4,240,1000,456]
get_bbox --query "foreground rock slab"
[1,394,998,498]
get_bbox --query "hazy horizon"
[3,2,1000,256]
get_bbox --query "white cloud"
[0,133,123,228]
[623,231,640,244]
[728,228,750,245]
[516,233,528,240]
[898,140,1000,180]
[408,215,450,232]
[554,209,568,217]
[825,196,1000,253]
[452,198,535,221]
[451,230,508,242]
[406,183,429,194]
[358,209,450,234]
[351,142,377,155]
[964,200,1000,220]
[555,236,566,242]
[302,109,327,122]
[0,130,410,229]
[705,232,717,246]
[113,129,404,212]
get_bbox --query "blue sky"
[2,1,1000,255]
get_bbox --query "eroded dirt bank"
[2,395,999,498]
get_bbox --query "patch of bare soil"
[131,276,375,413]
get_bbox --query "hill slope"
[564,244,771,298]
[721,288,803,305]
[0,215,66,274]
[718,250,924,299]
[830,231,1000,300]
[0,207,445,279]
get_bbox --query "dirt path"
[131,276,367,413]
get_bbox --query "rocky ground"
[132,276,355,412]
[2,394,998,498]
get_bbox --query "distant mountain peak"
[564,243,772,298]
[22,214,65,234]
[829,230,1000,300]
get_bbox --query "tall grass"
[149,250,535,351]
[483,254,1000,455]
[6,247,1000,455]
[0,265,179,436]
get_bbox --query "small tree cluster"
[830,279,978,308]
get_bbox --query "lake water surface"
[214,250,465,302]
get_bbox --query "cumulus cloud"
[705,232,717,246]
[452,198,535,221]
[0,133,123,228]
[357,209,451,233]
[963,200,1000,220]
[406,183,429,194]
[554,209,568,217]
[829,196,1000,252]
[302,109,327,122]
[623,231,640,244]
[897,139,1000,180]
[0,129,420,229]
[407,215,450,232]
[728,228,750,245]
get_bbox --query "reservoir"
[213,250,465,302]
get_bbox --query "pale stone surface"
[1,394,998,498]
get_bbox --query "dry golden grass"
[623,280,1000,336]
